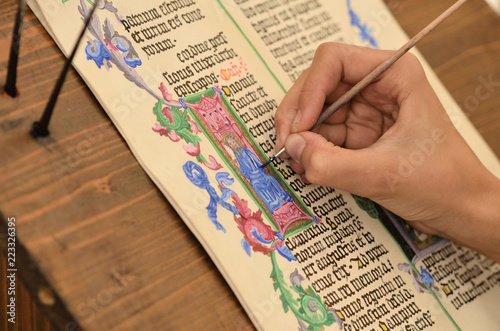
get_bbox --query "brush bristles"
[260,156,276,168]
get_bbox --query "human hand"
[275,43,500,261]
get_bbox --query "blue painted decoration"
[183,161,239,232]
[347,0,379,49]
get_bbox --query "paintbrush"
[260,0,468,169]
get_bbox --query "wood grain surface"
[0,0,499,330]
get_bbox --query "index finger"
[275,43,397,150]
[296,44,398,131]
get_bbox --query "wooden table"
[1,0,499,330]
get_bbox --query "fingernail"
[291,110,302,133]
[285,134,306,163]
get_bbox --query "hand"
[275,43,500,261]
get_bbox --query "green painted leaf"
[153,101,203,148]
[281,297,289,313]
[291,285,307,296]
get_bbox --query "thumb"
[284,132,382,196]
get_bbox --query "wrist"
[447,169,500,262]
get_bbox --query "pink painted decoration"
[103,39,119,52]
[188,120,201,134]
[232,194,277,255]
[202,155,223,171]
[152,123,169,136]
[159,82,173,101]
[183,142,201,157]
[168,130,181,142]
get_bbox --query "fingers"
[274,43,425,155]
[282,44,394,127]
[274,69,309,153]
[313,123,347,147]
[284,132,383,197]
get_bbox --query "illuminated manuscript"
[28,0,500,329]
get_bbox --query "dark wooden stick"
[31,0,100,138]
[4,0,27,98]
[261,0,468,168]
